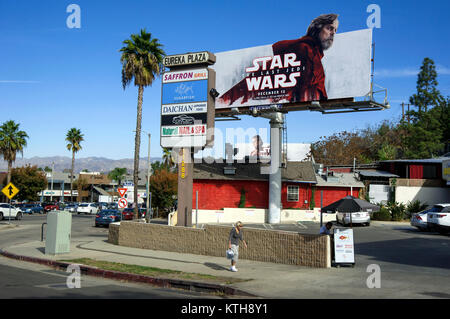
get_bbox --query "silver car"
[336,211,370,226]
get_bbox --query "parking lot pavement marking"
[296,222,308,229]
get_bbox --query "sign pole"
[320,191,323,228]
[177,147,193,227]
[9,197,11,225]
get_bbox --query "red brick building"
[192,161,363,210]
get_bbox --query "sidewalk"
[1,221,446,299]
[0,234,430,299]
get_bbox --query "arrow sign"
[118,188,127,198]
[2,182,19,200]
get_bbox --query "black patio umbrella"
[321,195,380,214]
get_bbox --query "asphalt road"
[1,213,450,299]
[0,214,223,299]
[0,256,218,299]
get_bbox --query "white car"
[410,209,430,231]
[427,204,450,234]
[336,211,370,226]
[0,203,23,220]
[77,203,98,215]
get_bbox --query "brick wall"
[109,222,330,268]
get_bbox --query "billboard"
[234,142,311,161]
[161,68,215,148]
[212,18,372,109]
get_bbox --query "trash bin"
[45,211,72,255]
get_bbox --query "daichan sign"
[211,15,372,109]
[161,66,215,148]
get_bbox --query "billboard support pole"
[262,112,283,224]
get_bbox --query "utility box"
[45,211,72,255]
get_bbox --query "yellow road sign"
[2,182,19,200]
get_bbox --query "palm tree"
[0,120,29,185]
[162,148,175,170]
[66,128,84,202]
[120,29,165,219]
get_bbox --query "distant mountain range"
[0,156,163,174]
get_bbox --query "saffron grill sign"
[161,69,211,148]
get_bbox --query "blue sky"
[1,0,449,160]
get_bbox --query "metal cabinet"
[45,211,72,255]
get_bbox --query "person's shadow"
[203,262,229,271]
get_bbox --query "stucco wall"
[109,222,330,268]
[395,186,450,205]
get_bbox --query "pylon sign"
[118,188,127,198]
[2,182,19,200]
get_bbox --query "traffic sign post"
[118,188,127,198]
[118,198,128,209]
[2,182,19,225]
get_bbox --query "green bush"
[238,188,246,208]
[389,202,407,221]
[405,200,428,219]
[372,207,391,221]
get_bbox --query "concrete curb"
[0,249,256,297]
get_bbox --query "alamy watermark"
[66,264,81,288]
[366,4,381,29]
[66,4,81,29]
[366,264,381,288]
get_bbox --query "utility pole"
[401,102,405,122]
[50,162,54,202]
[146,133,151,222]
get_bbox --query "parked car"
[121,208,134,220]
[95,209,122,227]
[427,204,450,234]
[64,203,78,213]
[108,202,118,209]
[336,211,370,226]
[22,204,44,214]
[43,203,58,213]
[0,203,23,220]
[410,207,435,231]
[77,203,99,215]
[121,207,146,219]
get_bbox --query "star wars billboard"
[211,14,372,109]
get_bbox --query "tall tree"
[0,120,29,185]
[404,57,445,158]
[66,128,84,202]
[120,29,165,219]
[11,165,47,201]
[409,58,441,115]
[108,167,128,188]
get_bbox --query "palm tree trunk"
[71,151,75,202]
[7,160,12,185]
[133,85,144,220]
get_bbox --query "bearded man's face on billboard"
[319,19,339,50]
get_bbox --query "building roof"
[45,171,77,183]
[93,186,111,196]
[380,157,449,164]
[193,161,317,183]
[357,170,399,178]
[315,172,365,188]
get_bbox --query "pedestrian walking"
[228,221,247,272]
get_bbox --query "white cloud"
[0,80,40,83]
[375,65,450,78]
